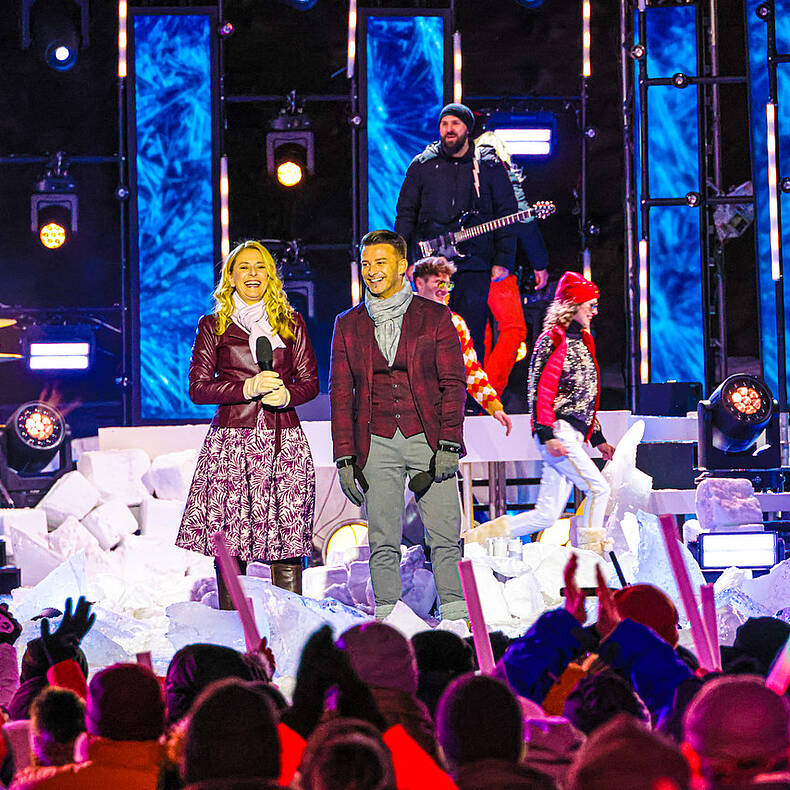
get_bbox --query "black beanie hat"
[85,663,164,742]
[439,103,475,132]
[182,678,280,784]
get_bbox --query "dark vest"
[370,334,423,440]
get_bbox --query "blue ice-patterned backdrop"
[364,15,445,231]
[633,6,705,386]
[132,13,216,421]
[746,0,790,404]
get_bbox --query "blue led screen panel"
[130,12,217,421]
[746,0,790,403]
[362,13,447,232]
[633,6,705,385]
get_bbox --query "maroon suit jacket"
[329,296,466,468]
[189,312,319,428]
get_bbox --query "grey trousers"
[362,430,468,621]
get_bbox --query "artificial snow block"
[470,562,514,625]
[504,571,545,624]
[82,500,138,550]
[383,600,431,639]
[139,496,185,543]
[402,568,437,619]
[148,449,198,501]
[12,551,88,621]
[302,565,349,601]
[35,471,100,528]
[10,528,65,588]
[0,509,48,548]
[695,477,763,532]
[347,561,371,607]
[48,516,101,559]
[741,559,790,615]
[77,448,152,506]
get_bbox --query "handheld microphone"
[256,336,273,372]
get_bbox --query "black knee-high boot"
[270,557,303,595]
[214,558,248,610]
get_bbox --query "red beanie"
[555,271,599,304]
[612,584,679,647]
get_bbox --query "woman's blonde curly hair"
[213,240,295,341]
[543,299,582,332]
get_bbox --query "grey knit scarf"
[364,278,414,366]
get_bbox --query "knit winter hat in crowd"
[337,622,419,696]
[555,271,600,304]
[567,714,690,790]
[612,584,680,647]
[439,102,475,132]
[683,675,790,766]
[182,678,280,784]
[435,674,523,768]
[729,617,790,676]
[85,663,164,742]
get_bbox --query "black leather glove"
[40,596,96,666]
[337,459,368,507]
[0,605,22,646]
[433,441,461,482]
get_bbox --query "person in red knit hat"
[516,271,615,552]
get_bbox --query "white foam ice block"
[0,509,48,551]
[504,571,545,625]
[81,500,139,551]
[139,496,185,543]
[12,550,88,621]
[347,561,370,607]
[713,566,752,595]
[247,562,272,582]
[324,583,356,607]
[632,510,706,622]
[435,618,471,638]
[148,449,198,501]
[383,600,431,639]
[463,541,487,559]
[402,568,437,619]
[695,477,763,532]
[302,565,349,601]
[741,558,790,615]
[167,601,248,655]
[682,518,704,544]
[530,545,606,606]
[10,528,62,588]
[77,448,152,506]
[35,470,101,528]
[48,516,101,559]
[470,561,514,625]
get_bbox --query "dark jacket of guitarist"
[394,141,517,273]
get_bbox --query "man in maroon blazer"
[330,229,469,620]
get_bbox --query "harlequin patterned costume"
[451,311,504,416]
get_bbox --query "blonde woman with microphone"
[176,241,319,606]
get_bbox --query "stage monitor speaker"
[636,442,696,490]
[638,382,702,416]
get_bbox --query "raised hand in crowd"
[39,596,95,666]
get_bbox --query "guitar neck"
[454,208,535,243]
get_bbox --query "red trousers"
[484,274,527,395]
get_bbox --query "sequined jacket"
[527,321,605,445]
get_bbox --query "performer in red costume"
[519,272,616,549]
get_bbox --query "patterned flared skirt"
[176,413,315,562]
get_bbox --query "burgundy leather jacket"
[189,312,319,428]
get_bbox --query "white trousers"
[510,420,610,538]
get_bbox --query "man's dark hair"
[360,229,407,260]
[30,687,86,744]
[562,669,649,735]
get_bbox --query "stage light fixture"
[697,374,781,472]
[31,154,78,250]
[698,531,779,570]
[686,191,701,207]
[486,113,556,159]
[21,0,89,72]
[672,72,690,89]
[23,324,93,372]
[0,321,23,363]
[630,43,646,59]
[266,100,314,189]
[0,400,73,507]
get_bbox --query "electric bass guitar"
[417,200,556,260]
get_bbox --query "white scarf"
[231,292,286,363]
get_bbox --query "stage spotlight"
[31,154,77,249]
[697,374,781,472]
[0,321,23,363]
[486,112,556,160]
[24,325,93,372]
[698,531,780,571]
[0,401,73,507]
[21,0,89,72]
[266,99,314,188]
